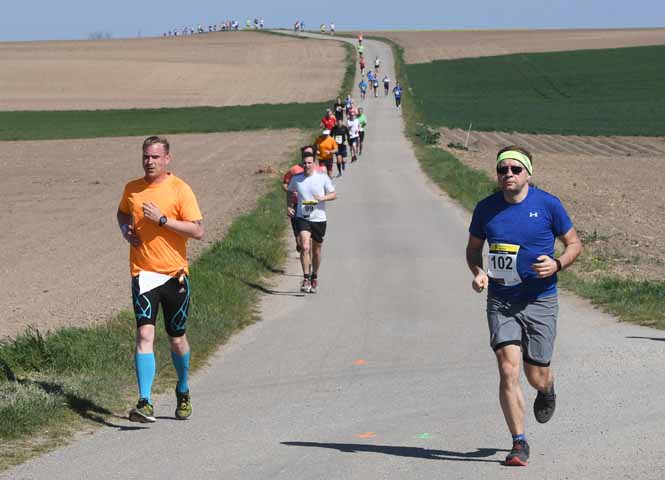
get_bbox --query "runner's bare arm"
[466,234,489,292]
[142,201,204,240]
[314,191,337,202]
[117,209,141,246]
[533,227,583,278]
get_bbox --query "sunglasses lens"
[497,166,524,175]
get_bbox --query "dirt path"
[0,32,345,110]
[0,130,306,340]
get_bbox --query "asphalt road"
[4,33,665,480]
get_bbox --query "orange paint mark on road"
[356,432,376,439]
[354,359,366,365]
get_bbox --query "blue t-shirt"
[469,187,573,301]
[359,80,368,91]
[393,86,402,98]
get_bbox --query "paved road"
[5,34,665,480]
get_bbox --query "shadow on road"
[626,336,665,342]
[281,441,507,463]
[31,380,146,431]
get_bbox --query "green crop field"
[406,44,665,136]
[0,102,329,141]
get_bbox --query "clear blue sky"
[1,0,663,41]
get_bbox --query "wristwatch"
[158,215,168,227]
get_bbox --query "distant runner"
[359,56,366,76]
[383,75,391,96]
[359,78,368,100]
[347,111,360,162]
[393,81,403,109]
[374,56,381,72]
[330,118,350,177]
[333,97,344,122]
[287,154,337,293]
[315,129,338,178]
[320,109,336,131]
[465,146,582,467]
[357,107,367,155]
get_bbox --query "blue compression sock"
[171,351,190,393]
[135,352,156,403]
[512,433,526,443]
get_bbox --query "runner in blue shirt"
[466,146,582,467]
[393,82,402,108]
[358,78,368,100]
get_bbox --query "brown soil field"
[439,128,665,281]
[368,28,665,63]
[0,32,344,111]
[0,130,307,340]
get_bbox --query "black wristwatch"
[158,215,168,227]
[554,258,562,272]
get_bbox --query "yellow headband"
[496,151,533,175]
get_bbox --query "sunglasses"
[496,165,524,175]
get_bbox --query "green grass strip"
[377,35,665,329]
[0,103,329,141]
[405,44,665,136]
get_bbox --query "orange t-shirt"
[315,136,338,160]
[118,173,202,277]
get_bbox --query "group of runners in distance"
[118,30,580,471]
[357,35,403,108]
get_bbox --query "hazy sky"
[1,0,663,41]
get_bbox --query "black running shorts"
[293,217,327,243]
[131,275,191,337]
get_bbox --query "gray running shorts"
[486,294,558,366]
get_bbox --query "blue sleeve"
[469,204,486,240]
[548,195,573,237]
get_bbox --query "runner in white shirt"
[287,153,337,293]
[347,112,361,162]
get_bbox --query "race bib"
[302,199,319,219]
[487,243,522,286]
[335,135,343,144]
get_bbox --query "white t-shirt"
[288,172,335,222]
[347,118,360,139]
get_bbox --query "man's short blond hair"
[143,135,170,154]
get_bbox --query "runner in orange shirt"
[117,136,204,424]
[315,129,338,178]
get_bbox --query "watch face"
[159,216,167,226]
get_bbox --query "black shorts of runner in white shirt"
[486,293,558,367]
[348,137,359,145]
[293,217,327,243]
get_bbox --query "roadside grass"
[0,103,329,142]
[0,31,357,471]
[378,36,665,329]
[405,44,665,136]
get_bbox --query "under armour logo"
[529,212,539,218]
